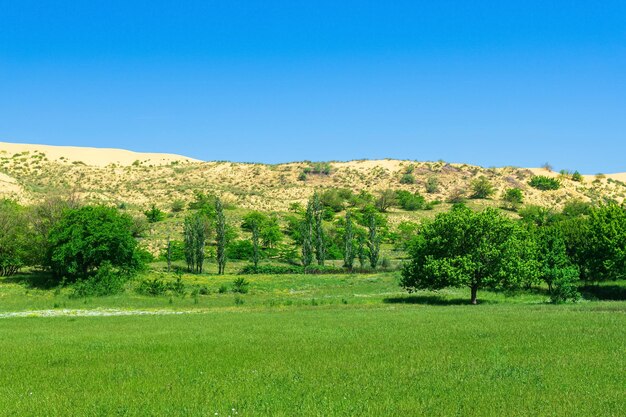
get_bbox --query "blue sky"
[1,1,625,172]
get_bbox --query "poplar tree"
[215,197,227,275]
[343,211,355,270]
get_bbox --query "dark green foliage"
[251,222,260,269]
[571,171,583,182]
[301,197,314,267]
[136,276,186,296]
[392,221,420,251]
[577,203,626,281]
[343,211,355,269]
[529,175,561,190]
[188,191,217,217]
[0,199,35,276]
[425,176,439,193]
[357,234,367,269]
[399,173,415,184]
[319,188,353,213]
[239,263,344,275]
[144,204,165,223]
[305,162,331,175]
[401,206,538,304]
[242,212,282,248]
[312,193,326,265]
[502,188,523,210]
[227,240,255,260]
[534,226,580,302]
[47,205,142,282]
[470,176,495,199]
[232,277,249,294]
[215,198,227,274]
[159,240,185,262]
[70,261,127,298]
[366,212,380,269]
[519,205,557,227]
[561,200,591,218]
[395,190,426,211]
[183,212,206,273]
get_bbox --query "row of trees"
[178,193,385,274]
[401,202,626,304]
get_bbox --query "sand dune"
[0,141,201,167]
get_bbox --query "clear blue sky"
[1,1,625,173]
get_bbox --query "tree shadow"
[383,295,496,306]
[1,271,58,290]
[580,284,626,301]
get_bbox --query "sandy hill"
[0,141,200,168]
[0,142,625,214]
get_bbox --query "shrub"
[171,199,185,213]
[470,176,495,199]
[425,176,439,193]
[136,277,169,296]
[502,188,524,210]
[232,277,249,294]
[399,173,415,184]
[571,171,583,182]
[227,240,255,260]
[396,190,426,211]
[144,204,165,223]
[70,262,127,298]
[529,176,561,190]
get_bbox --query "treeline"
[402,201,626,304]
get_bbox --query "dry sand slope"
[0,141,201,167]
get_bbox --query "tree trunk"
[470,285,478,305]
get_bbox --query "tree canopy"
[401,206,538,304]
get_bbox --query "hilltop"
[1,141,625,213]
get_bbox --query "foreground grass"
[0,304,624,416]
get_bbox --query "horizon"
[2,1,625,173]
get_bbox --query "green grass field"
[1,271,625,416]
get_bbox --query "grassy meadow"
[1,270,625,416]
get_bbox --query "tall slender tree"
[343,211,355,270]
[367,213,380,269]
[251,220,260,270]
[301,199,314,267]
[312,193,326,265]
[184,213,206,273]
[215,197,227,275]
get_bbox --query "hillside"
[1,142,625,212]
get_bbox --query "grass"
[0,271,625,416]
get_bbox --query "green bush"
[70,262,127,298]
[232,277,250,294]
[396,190,426,211]
[571,171,583,182]
[399,173,415,184]
[470,176,495,199]
[529,176,561,190]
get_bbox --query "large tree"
[0,200,35,276]
[577,203,626,282]
[184,212,207,274]
[47,205,142,281]
[401,206,538,304]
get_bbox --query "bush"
[239,263,344,275]
[70,262,127,298]
[47,206,143,282]
[171,199,185,213]
[470,176,495,199]
[571,171,583,182]
[529,176,561,190]
[425,176,439,193]
[232,277,249,294]
[227,240,255,260]
[144,204,165,223]
[135,276,186,296]
[399,173,415,184]
[502,188,524,210]
[396,190,426,211]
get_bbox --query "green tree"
[312,193,326,265]
[301,201,314,267]
[144,204,165,223]
[401,206,538,304]
[343,211,355,270]
[47,206,142,281]
[184,212,207,273]
[502,188,523,210]
[0,200,35,276]
[470,176,495,199]
[534,226,580,301]
[577,203,626,282]
[366,212,380,269]
[375,189,397,212]
[215,198,227,275]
